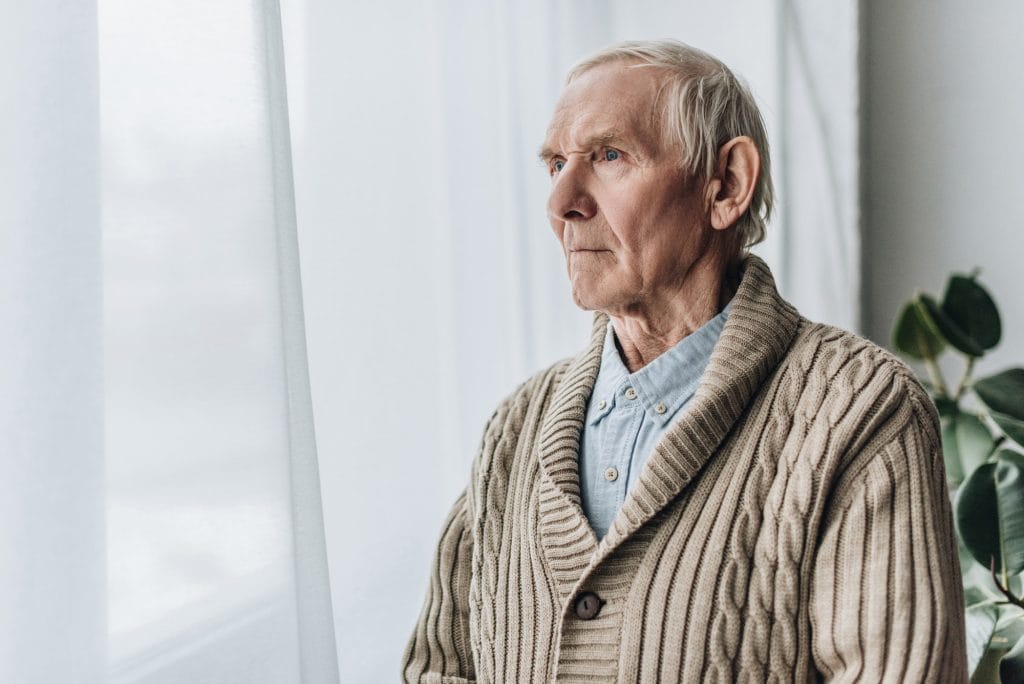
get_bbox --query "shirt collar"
[587,324,629,424]
[587,301,732,427]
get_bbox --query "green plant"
[892,271,1024,683]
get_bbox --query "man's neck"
[608,259,738,373]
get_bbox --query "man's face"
[541,61,714,314]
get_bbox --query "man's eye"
[552,160,565,173]
[603,149,620,161]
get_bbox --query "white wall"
[863,2,1024,378]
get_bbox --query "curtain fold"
[1,4,105,684]
[257,0,339,680]
[775,0,860,331]
[3,1,337,682]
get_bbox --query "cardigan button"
[574,591,604,620]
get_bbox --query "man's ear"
[704,136,760,231]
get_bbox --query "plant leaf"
[975,369,1024,420]
[954,412,997,476]
[942,418,966,485]
[942,411,995,486]
[1001,633,1024,684]
[892,298,947,359]
[973,646,1008,683]
[965,603,999,678]
[994,606,1024,650]
[962,583,989,606]
[942,273,1002,351]
[921,294,984,357]
[956,451,1024,575]
[996,450,1024,575]
[934,395,959,418]
[957,462,1002,571]
[990,411,1024,448]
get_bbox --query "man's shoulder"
[790,319,925,396]
[786,318,939,452]
[479,356,576,448]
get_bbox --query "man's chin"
[569,285,593,311]
[569,270,631,312]
[569,286,613,313]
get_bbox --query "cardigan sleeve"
[809,396,968,683]
[401,489,476,684]
[400,372,537,683]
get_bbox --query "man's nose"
[547,159,596,223]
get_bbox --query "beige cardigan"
[403,256,967,683]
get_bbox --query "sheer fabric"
[3,1,337,682]
[1,5,104,683]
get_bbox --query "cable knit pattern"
[401,256,968,683]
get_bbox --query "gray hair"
[567,40,774,252]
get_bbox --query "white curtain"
[2,0,337,682]
[282,0,858,680]
[775,0,860,331]
[1,5,104,683]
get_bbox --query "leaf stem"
[990,556,1024,613]
[953,356,975,401]
[984,434,1007,461]
[924,355,950,398]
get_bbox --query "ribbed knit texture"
[402,256,968,683]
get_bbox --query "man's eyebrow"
[537,145,558,164]
[537,132,634,164]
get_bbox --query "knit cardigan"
[402,256,968,683]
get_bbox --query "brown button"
[574,591,604,620]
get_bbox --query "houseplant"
[892,271,1024,682]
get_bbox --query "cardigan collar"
[587,301,730,430]
[535,254,802,602]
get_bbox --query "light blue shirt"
[579,303,731,539]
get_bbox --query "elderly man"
[403,40,967,682]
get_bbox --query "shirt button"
[597,399,607,410]
[624,387,637,400]
[655,403,667,414]
[574,591,604,620]
[604,467,618,482]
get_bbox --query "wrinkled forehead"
[543,62,667,151]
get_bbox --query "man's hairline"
[566,59,697,175]
[539,62,688,171]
